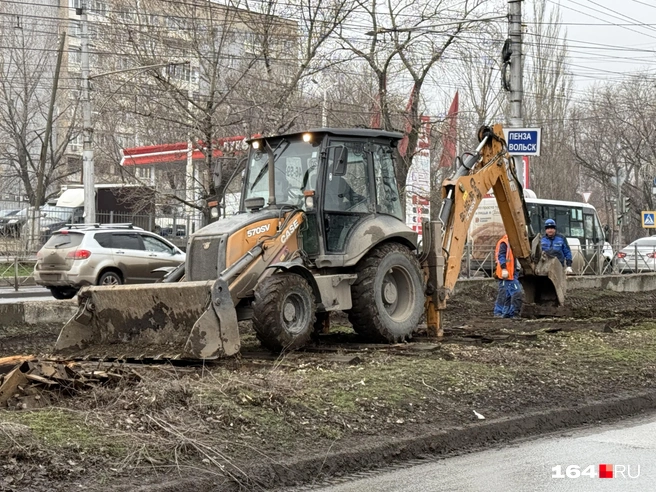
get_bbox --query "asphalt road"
[309,413,656,492]
[0,286,52,303]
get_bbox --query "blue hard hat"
[544,219,556,228]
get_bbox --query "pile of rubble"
[0,356,140,409]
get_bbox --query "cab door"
[321,140,374,253]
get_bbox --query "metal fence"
[0,203,201,255]
[458,243,656,278]
[3,197,656,291]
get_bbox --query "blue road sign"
[642,211,656,228]
[503,128,542,156]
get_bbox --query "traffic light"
[623,196,631,213]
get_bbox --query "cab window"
[324,141,371,213]
[373,143,403,220]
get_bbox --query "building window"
[92,0,108,16]
[69,48,81,65]
[135,167,151,179]
[70,20,82,37]
[68,134,83,154]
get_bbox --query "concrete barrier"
[0,300,77,329]
[568,273,656,292]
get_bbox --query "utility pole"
[79,1,95,224]
[508,0,524,187]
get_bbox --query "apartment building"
[0,0,297,205]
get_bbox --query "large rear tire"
[348,242,424,343]
[252,272,316,352]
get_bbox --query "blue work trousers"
[494,279,523,318]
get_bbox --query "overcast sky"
[556,0,656,91]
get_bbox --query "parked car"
[159,224,187,237]
[38,205,83,241]
[0,208,28,237]
[0,209,20,218]
[34,224,186,299]
[616,237,656,273]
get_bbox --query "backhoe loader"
[54,124,566,360]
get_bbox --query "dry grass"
[2,313,656,489]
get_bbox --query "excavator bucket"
[520,253,569,318]
[54,279,240,360]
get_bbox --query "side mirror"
[333,146,348,176]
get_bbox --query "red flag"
[438,92,459,168]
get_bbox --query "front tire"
[348,242,424,342]
[251,272,316,352]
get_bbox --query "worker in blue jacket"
[541,219,574,274]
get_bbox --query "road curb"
[127,390,656,491]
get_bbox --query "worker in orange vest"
[494,234,523,318]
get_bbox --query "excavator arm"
[424,124,566,336]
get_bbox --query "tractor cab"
[241,129,415,266]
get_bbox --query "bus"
[468,191,613,276]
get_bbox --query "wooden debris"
[0,367,29,406]
[0,359,141,410]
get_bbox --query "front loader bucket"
[54,279,240,360]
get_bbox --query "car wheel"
[98,271,122,286]
[49,287,78,300]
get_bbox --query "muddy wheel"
[348,242,424,343]
[252,272,316,352]
[98,271,122,286]
[49,287,78,300]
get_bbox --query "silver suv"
[34,224,186,299]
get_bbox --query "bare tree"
[0,4,79,206]
[338,0,497,189]
[570,76,656,243]
[521,0,574,199]
[92,0,352,222]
